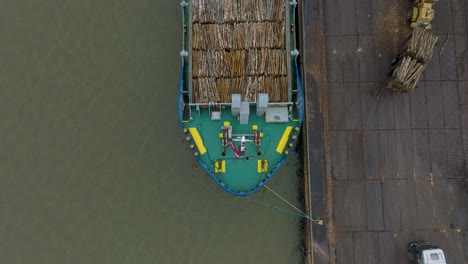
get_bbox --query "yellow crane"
[410,0,438,30]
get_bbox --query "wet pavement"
[302,0,468,263]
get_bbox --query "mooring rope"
[244,185,323,224]
[264,185,308,217]
[244,197,314,220]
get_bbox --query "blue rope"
[244,197,318,222]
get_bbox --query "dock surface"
[302,0,468,263]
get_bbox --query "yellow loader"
[409,0,438,30]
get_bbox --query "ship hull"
[177,0,304,196]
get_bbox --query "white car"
[408,242,446,264]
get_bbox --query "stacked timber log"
[191,0,288,103]
[387,27,438,93]
[193,49,287,77]
[193,76,288,103]
[192,22,285,50]
[192,0,285,23]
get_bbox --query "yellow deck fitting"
[258,160,268,173]
[188,127,207,155]
[292,119,299,122]
[223,121,230,127]
[219,132,224,138]
[276,126,293,153]
[215,160,226,173]
[252,125,258,130]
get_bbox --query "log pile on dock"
[387,27,438,93]
[191,0,288,103]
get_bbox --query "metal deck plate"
[265,107,289,123]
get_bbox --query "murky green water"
[0,1,302,263]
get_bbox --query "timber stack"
[387,27,438,93]
[192,0,288,103]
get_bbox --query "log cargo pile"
[405,27,439,62]
[192,0,285,23]
[193,76,288,103]
[191,0,288,103]
[192,22,285,50]
[387,57,426,92]
[192,49,288,77]
[387,27,438,93]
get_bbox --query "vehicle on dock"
[177,0,304,196]
[408,242,447,264]
[409,0,437,30]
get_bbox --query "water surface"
[0,1,303,263]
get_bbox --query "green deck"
[182,106,300,194]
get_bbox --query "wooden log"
[387,57,425,93]
[191,0,289,103]
[192,0,285,23]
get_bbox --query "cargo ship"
[177,0,304,196]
